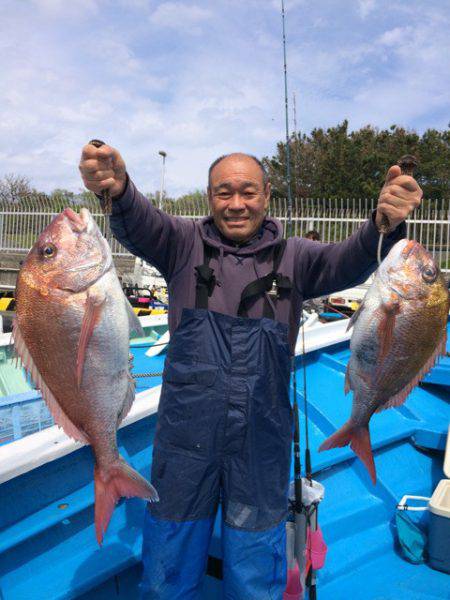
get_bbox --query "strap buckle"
[268,276,279,299]
[195,265,216,296]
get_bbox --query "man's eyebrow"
[212,182,233,191]
[213,181,259,191]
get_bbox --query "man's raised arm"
[295,164,423,300]
[79,143,194,281]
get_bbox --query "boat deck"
[0,327,448,599]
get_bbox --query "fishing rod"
[281,0,303,516]
[281,5,322,599]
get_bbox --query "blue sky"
[1,0,449,196]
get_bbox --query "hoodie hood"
[198,216,283,256]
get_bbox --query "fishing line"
[301,321,312,480]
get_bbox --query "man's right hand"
[79,143,127,199]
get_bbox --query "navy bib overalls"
[141,241,293,599]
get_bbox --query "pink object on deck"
[283,562,303,600]
[307,526,328,570]
[137,297,149,304]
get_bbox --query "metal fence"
[1,196,449,271]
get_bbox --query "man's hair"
[207,153,269,189]
[305,230,321,241]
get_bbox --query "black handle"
[397,154,418,177]
[88,139,112,215]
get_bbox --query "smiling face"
[208,154,271,243]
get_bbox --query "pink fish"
[14,207,158,543]
[319,239,449,483]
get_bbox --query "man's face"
[208,154,270,243]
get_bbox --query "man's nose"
[228,193,246,210]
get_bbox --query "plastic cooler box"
[428,425,450,574]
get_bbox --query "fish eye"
[421,264,437,283]
[41,244,57,258]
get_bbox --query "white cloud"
[30,0,100,17]
[357,0,376,18]
[0,0,448,197]
[378,26,412,46]
[149,2,212,31]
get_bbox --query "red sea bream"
[13,207,158,543]
[319,239,449,483]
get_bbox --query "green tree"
[0,174,34,203]
[264,122,450,204]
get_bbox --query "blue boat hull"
[0,329,449,599]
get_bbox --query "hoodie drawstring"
[216,245,225,286]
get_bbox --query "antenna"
[293,92,300,200]
[293,92,298,134]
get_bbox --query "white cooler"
[428,425,450,573]
[397,424,450,572]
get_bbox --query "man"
[79,147,421,599]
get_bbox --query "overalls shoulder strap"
[194,240,292,319]
[194,244,217,309]
[237,239,292,319]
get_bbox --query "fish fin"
[376,332,448,413]
[77,291,106,388]
[94,456,159,545]
[346,300,365,332]
[377,301,401,363]
[12,320,89,444]
[117,377,136,426]
[440,330,448,357]
[319,420,376,484]
[125,296,144,337]
[344,364,352,394]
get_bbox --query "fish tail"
[319,420,376,484]
[94,456,159,545]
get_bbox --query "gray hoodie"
[110,180,406,349]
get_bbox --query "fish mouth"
[64,208,87,232]
[64,207,113,284]
[63,207,97,235]
[401,239,420,259]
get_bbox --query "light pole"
[158,150,167,210]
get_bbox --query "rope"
[132,371,163,378]
[323,304,351,319]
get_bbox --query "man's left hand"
[376,165,423,231]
